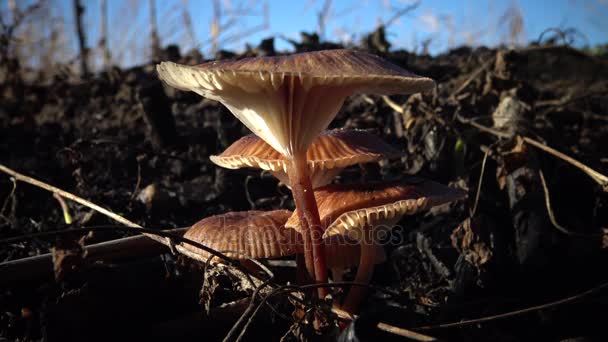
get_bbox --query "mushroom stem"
[331,267,345,282]
[342,225,376,313]
[288,154,328,299]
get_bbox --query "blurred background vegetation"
[1,0,607,75]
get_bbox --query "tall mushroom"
[157,49,434,296]
[210,128,403,188]
[286,178,466,313]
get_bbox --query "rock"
[491,96,530,133]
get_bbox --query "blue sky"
[4,0,608,67]
[184,0,607,53]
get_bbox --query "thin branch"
[455,115,608,191]
[0,227,187,287]
[470,147,490,217]
[100,0,111,68]
[211,0,221,54]
[538,170,601,238]
[416,280,608,330]
[0,163,170,247]
[0,177,16,219]
[52,193,72,224]
[227,278,275,342]
[384,0,420,28]
[376,323,437,341]
[0,225,253,278]
[181,0,197,49]
[72,0,89,76]
[317,0,332,41]
[239,281,435,341]
[450,57,495,98]
[196,0,269,52]
[523,136,608,192]
[382,95,404,113]
[539,169,573,235]
[149,0,161,60]
[455,114,511,138]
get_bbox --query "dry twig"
[0,227,187,286]
[72,0,89,76]
[416,280,608,330]
[538,170,602,238]
[455,116,608,191]
[470,147,491,217]
[0,163,170,246]
[376,323,437,341]
[382,95,405,114]
[450,57,495,98]
[523,137,608,192]
[0,176,16,220]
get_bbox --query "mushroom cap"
[157,49,434,157]
[181,209,385,268]
[182,210,299,263]
[210,128,404,187]
[285,179,466,238]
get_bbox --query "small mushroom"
[210,128,404,188]
[180,210,298,263]
[286,178,466,313]
[181,210,384,281]
[157,49,434,294]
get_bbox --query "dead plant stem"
[523,136,608,192]
[455,115,608,191]
[0,163,170,247]
[416,280,608,330]
[470,147,490,217]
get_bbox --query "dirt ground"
[1,32,608,341]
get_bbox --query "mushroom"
[180,210,298,264]
[285,178,466,313]
[181,210,385,282]
[210,128,403,188]
[157,49,434,296]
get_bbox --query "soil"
[1,33,608,341]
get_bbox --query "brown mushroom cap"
[210,128,404,187]
[157,49,434,157]
[182,210,299,263]
[181,209,384,268]
[285,179,466,238]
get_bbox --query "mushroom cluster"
[157,49,465,313]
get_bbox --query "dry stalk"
[72,0,89,76]
[0,228,187,286]
[416,280,608,330]
[450,56,495,98]
[455,115,608,191]
[470,147,491,217]
[523,136,608,192]
[0,163,170,247]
